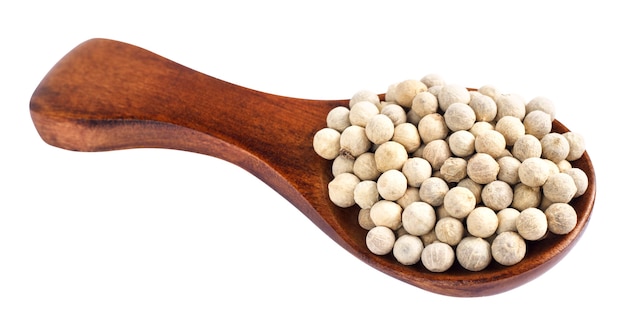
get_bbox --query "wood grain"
[30,38,596,296]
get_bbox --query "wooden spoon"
[29,38,596,297]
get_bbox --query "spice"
[467,206,499,238]
[366,226,396,255]
[339,125,371,159]
[365,114,395,145]
[491,231,526,266]
[542,172,577,203]
[456,237,492,271]
[545,202,578,235]
[375,141,408,172]
[481,180,513,211]
[402,201,437,236]
[466,153,500,184]
[377,169,408,201]
[393,234,424,266]
[313,75,588,273]
[435,216,465,246]
[402,157,432,187]
[421,242,456,272]
[327,172,361,208]
[313,127,341,160]
[349,101,379,127]
[370,200,403,230]
[448,130,476,157]
[516,208,548,241]
[443,186,476,218]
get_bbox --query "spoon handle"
[31,38,333,158]
[30,39,345,198]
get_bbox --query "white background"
[1,1,620,330]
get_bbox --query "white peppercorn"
[420,73,446,88]
[516,207,548,241]
[481,180,514,211]
[541,132,570,163]
[523,110,552,139]
[436,205,451,219]
[457,177,483,204]
[419,176,450,207]
[496,208,520,234]
[495,116,525,146]
[475,129,507,158]
[466,153,500,184]
[402,201,437,236]
[435,216,465,246]
[418,113,449,144]
[353,180,380,209]
[392,122,421,153]
[456,237,492,272]
[556,159,573,172]
[395,226,409,238]
[365,113,395,145]
[495,94,526,121]
[539,194,554,211]
[427,85,443,97]
[438,84,471,111]
[328,172,361,208]
[443,186,476,218]
[331,155,354,177]
[444,102,476,131]
[545,202,578,235]
[339,125,371,159]
[349,101,379,127]
[385,83,398,104]
[565,168,589,198]
[358,208,376,230]
[467,206,499,238]
[353,152,380,181]
[370,200,403,230]
[544,158,560,176]
[440,157,468,183]
[326,106,351,132]
[511,183,542,210]
[420,230,439,246]
[542,172,577,203]
[422,139,451,171]
[477,84,499,100]
[411,91,439,118]
[448,130,475,157]
[377,169,408,201]
[381,103,407,126]
[313,127,341,160]
[350,90,381,109]
[469,121,495,138]
[393,234,424,265]
[421,242,456,272]
[562,131,586,161]
[497,156,521,185]
[512,134,543,162]
[525,95,556,120]
[518,157,551,187]
[374,141,408,172]
[396,187,421,208]
[395,79,428,108]
[469,92,498,122]
[402,157,432,187]
[491,231,526,266]
[366,226,396,255]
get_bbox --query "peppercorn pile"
[313,74,588,272]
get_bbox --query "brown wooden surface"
[29,38,597,297]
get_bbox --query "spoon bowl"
[29,38,596,297]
